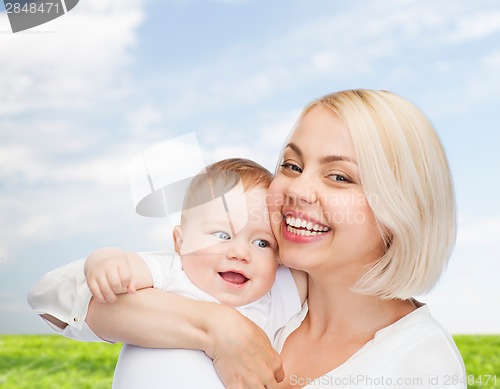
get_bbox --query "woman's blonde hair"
[302,89,456,299]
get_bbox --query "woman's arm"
[86,288,285,388]
[29,252,285,387]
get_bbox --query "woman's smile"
[280,209,332,242]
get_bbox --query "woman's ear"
[172,225,184,255]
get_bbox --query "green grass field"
[454,335,500,388]
[1,335,499,388]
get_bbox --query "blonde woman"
[30,89,465,388]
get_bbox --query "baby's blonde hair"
[181,158,273,225]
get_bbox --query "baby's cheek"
[181,236,216,254]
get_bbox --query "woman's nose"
[285,173,318,206]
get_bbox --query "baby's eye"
[252,239,270,248]
[213,231,231,240]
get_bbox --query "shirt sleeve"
[138,251,178,290]
[27,259,108,342]
[267,266,303,336]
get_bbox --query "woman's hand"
[204,304,285,389]
[87,288,284,388]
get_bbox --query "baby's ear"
[172,225,184,254]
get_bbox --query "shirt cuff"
[68,273,93,331]
[41,316,113,343]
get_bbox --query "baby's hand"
[84,248,137,303]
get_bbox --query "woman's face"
[267,105,384,276]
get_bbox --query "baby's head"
[172,158,279,307]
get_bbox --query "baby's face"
[176,185,278,307]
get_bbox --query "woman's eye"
[252,239,270,248]
[280,162,302,173]
[213,231,231,240]
[328,174,350,183]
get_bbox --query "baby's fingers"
[117,264,135,293]
[127,277,137,294]
[104,271,126,302]
[95,273,119,303]
[87,277,107,304]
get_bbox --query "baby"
[29,158,306,389]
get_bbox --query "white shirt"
[28,250,302,388]
[28,258,97,340]
[273,302,467,389]
[28,253,466,389]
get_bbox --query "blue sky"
[0,0,499,334]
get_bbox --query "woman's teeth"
[285,216,330,236]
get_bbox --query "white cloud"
[196,108,298,171]
[210,0,251,3]
[469,50,500,101]
[132,0,500,127]
[457,217,500,246]
[423,211,500,333]
[0,142,155,245]
[0,243,7,264]
[0,140,147,187]
[128,104,165,136]
[0,0,144,114]
[429,48,500,114]
[421,251,500,333]
[443,9,500,44]
[0,302,29,313]
[482,51,500,68]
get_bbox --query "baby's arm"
[85,247,153,303]
[290,269,308,304]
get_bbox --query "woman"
[31,89,465,388]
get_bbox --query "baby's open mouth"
[218,271,249,285]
